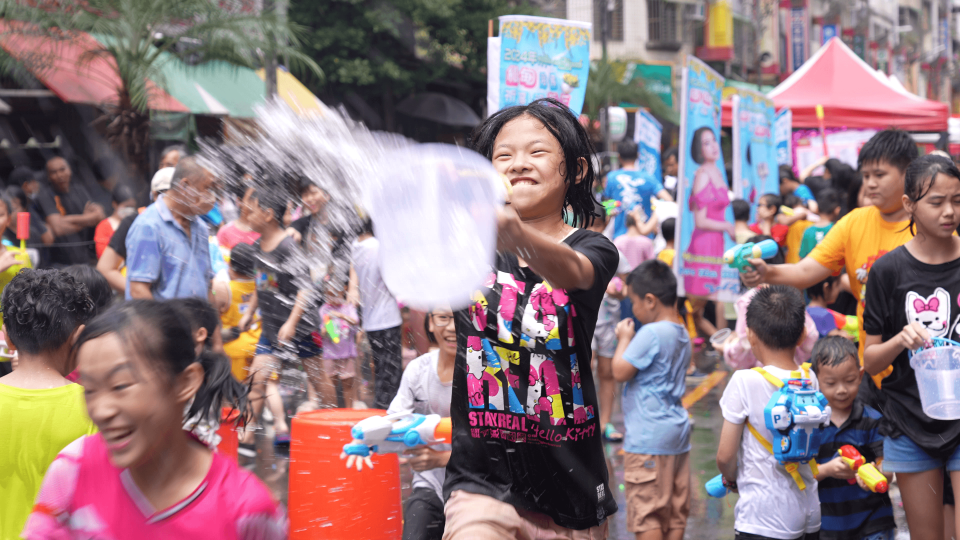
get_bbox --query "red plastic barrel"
[289,409,402,539]
[215,407,240,462]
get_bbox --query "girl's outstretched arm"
[497,207,601,292]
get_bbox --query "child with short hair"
[749,194,789,246]
[782,194,814,264]
[318,276,360,407]
[656,217,676,266]
[732,199,754,244]
[615,207,656,270]
[810,336,895,540]
[0,269,98,539]
[612,259,691,540]
[806,275,847,339]
[799,188,842,260]
[217,242,262,381]
[717,285,821,540]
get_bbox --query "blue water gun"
[340,412,452,471]
[723,239,779,273]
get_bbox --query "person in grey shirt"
[387,308,454,540]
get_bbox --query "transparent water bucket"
[364,144,505,310]
[909,344,960,420]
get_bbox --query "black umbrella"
[397,92,482,127]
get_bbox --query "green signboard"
[623,63,673,108]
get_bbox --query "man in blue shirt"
[125,156,217,300]
[604,139,673,238]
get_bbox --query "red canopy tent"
[721,37,948,131]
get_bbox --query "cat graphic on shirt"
[906,288,951,338]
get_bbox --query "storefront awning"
[257,66,327,115]
[0,22,189,112]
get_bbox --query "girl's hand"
[897,322,930,351]
[0,249,19,273]
[284,227,302,243]
[278,320,297,343]
[615,319,635,341]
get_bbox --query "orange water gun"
[837,445,888,493]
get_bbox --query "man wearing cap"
[96,167,174,292]
[34,156,105,266]
[124,157,217,300]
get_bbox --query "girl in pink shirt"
[22,300,285,539]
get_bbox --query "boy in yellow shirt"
[0,269,98,539]
[742,129,918,383]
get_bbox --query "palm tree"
[584,58,678,124]
[0,0,321,176]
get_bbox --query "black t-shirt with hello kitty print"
[444,229,619,530]
[863,245,960,459]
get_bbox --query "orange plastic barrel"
[290,409,402,539]
[215,407,240,462]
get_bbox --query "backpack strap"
[745,421,813,490]
[751,367,785,388]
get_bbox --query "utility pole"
[264,0,286,97]
[600,0,612,158]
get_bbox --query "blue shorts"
[883,435,960,473]
[255,333,322,359]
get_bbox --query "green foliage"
[585,58,678,124]
[290,0,538,102]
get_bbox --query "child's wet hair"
[617,139,639,161]
[661,217,675,242]
[815,187,841,217]
[2,269,97,355]
[75,300,249,427]
[810,336,859,375]
[251,186,287,224]
[806,274,839,300]
[169,297,220,349]
[731,199,750,222]
[62,264,112,316]
[470,98,597,228]
[759,193,781,212]
[745,285,805,351]
[626,259,677,308]
[229,242,257,278]
[857,128,918,173]
[903,154,960,234]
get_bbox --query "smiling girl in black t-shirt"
[863,154,960,540]
[443,98,619,538]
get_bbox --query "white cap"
[151,167,175,194]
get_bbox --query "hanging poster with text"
[775,108,792,166]
[676,56,737,302]
[634,109,663,184]
[732,89,779,223]
[490,15,591,115]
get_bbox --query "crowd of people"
[1,96,959,540]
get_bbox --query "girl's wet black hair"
[470,97,596,228]
[74,300,249,428]
[690,126,715,165]
[169,297,221,348]
[903,154,960,234]
[806,274,840,301]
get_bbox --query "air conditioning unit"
[685,1,706,21]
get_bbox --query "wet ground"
[241,357,910,539]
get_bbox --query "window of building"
[648,0,681,49]
[593,0,624,42]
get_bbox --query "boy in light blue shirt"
[612,259,691,540]
[604,139,673,239]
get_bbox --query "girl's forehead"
[497,115,556,143]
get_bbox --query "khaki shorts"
[443,490,608,540]
[624,452,690,533]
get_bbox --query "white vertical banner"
[486,36,501,117]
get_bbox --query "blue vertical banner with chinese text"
[490,15,592,115]
[676,56,737,302]
[732,89,779,223]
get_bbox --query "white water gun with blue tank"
[340,412,452,471]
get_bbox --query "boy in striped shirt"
[811,337,895,540]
